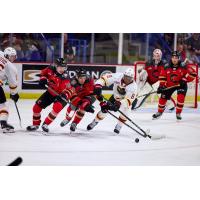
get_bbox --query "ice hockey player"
[152,51,197,120]
[60,68,96,133]
[87,68,137,134]
[26,58,75,133]
[0,47,19,133]
[132,48,176,110]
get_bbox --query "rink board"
[3,62,200,103]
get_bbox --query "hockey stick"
[137,84,180,98]
[132,89,154,110]
[103,96,164,140]
[107,110,147,138]
[7,157,23,166]
[14,101,22,128]
[117,109,165,140]
[45,85,69,104]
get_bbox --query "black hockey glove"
[39,79,47,88]
[10,93,19,103]
[94,85,102,96]
[157,86,166,94]
[111,101,121,112]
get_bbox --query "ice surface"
[0,100,200,166]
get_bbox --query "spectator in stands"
[0,33,25,61]
[177,43,186,62]
[64,33,75,63]
[184,33,200,64]
[163,33,174,49]
[23,34,42,61]
[185,33,200,57]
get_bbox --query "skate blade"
[41,131,50,136]
[3,129,15,133]
[152,116,162,120]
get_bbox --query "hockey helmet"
[76,68,87,78]
[55,57,67,68]
[123,68,134,84]
[4,47,17,61]
[171,51,180,59]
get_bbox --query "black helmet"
[76,68,87,78]
[171,51,180,59]
[55,58,67,67]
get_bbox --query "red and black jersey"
[159,61,197,88]
[70,77,95,99]
[40,65,75,99]
[145,60,165,85]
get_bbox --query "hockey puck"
[135,138,139,143]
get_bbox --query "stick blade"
[149,134,166,140]
[147,129,166,140]
[7,157,23,166]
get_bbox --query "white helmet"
[4,47,17,60]
[124,68,135,78]
[153,49,162,61]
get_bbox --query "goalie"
[132,49,176,110]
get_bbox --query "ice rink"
[0,99,200,166]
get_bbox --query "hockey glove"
[100,101,109,113]
[10,93,19,103]
[112,101,121,112]
[157,86,166,94]
[39,79,47,88]
[94,84,103,96]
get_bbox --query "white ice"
[0,99,200,166]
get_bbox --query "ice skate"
[70,122,77,133]
[114,124,122,134]
[87,119,98,131]
[0,121,15,133]
[152,112,163,120]
[176,113,182,121]
[60,116,71,127]
[26,125,39,131]
[41,123,49,133]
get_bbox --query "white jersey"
[96,72,137,107]
[0,51,18,94]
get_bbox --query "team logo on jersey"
[170,74,179,83]
[117,86,126,95]
[152,70,159,78]
[23,70,40,84]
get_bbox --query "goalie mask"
[153,49,162,64]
